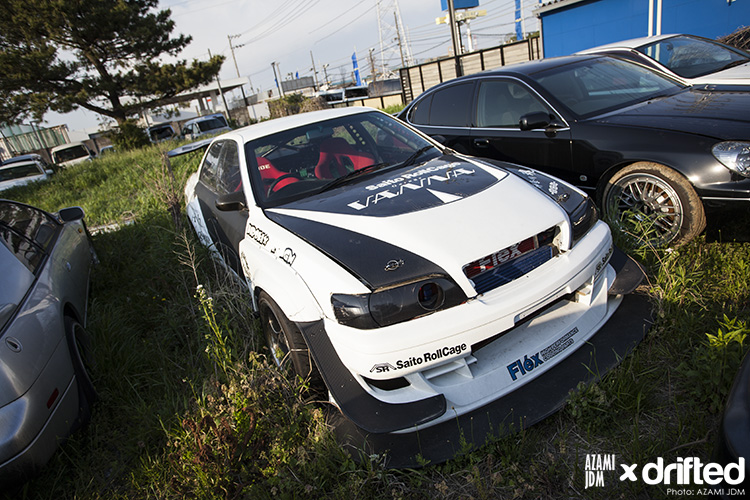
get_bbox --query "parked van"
[51,142,95,167]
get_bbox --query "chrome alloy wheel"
[605,172,684,245]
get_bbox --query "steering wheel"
[268,174,299,194]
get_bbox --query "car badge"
[384,259,405,272]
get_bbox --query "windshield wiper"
[318,162,390,193]
[397,146,435,169]
[317,146,437,194]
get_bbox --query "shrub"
[110,119,151,151]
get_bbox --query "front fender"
[239,236,324,323]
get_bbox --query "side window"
[476,80,550,128]
[427,83,474,127]
[0,202,58,273]
[199,141,224,191]
[410,93,433,125]
[216,141,241,194]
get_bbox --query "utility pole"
[322,64,330,86]
[447,0,463,76]
[310,51,320,90]
[271,61,285,97]
[228,34,250,105]
[368,48,377,82]
[207,48,230,113]
[394,11,405,67]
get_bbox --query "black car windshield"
[534,57,684,118]
[245,111,439,207]
[637,35,750,79]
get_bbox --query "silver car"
[0,200,96,482]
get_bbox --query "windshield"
[637,35,750,79]
[197,118,227,132]
[535,57,683,118]
[149,125,174,141]
[245,111,438,207]
[53,145,89,163]
[0,163,43,181]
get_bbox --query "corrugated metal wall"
[540,0,750,57]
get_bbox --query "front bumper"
[323,290,650,467]
[299,248,650,466]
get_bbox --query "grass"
[2,145,749,499]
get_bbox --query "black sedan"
[398,55,750,245]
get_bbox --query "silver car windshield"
[638,35,750,79]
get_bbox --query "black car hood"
[593,88,750,139]
[275,155,501,217]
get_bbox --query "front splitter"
[326,291,652,468]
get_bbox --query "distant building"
[0,123,70,163]
[536,0,750,57]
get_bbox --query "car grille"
[463,228,559,295]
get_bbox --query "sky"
[42,0,542,131]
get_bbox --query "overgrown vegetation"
[2,146,749,499]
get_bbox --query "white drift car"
[180,107,648,466]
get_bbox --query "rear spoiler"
[166,138,213,158]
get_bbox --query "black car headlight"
[504,166,598,245]
[569,196,599,245]
[332,277,467,329]
[712,141,750,178]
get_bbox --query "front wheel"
[601,162,706,246]
[257,292,321,386]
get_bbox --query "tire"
[257,291,322,386]
[601,162,706,246]
[64,317,97,429]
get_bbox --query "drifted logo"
[620,457,745,486]
[347,165,476,211]
[582,454,746,493]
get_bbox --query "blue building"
[537,0,750,57]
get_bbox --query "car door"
[469,78,576,184]
[194,140,247,275]
[405,81,477,153]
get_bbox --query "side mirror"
[519,112,552,131]
[215,191,246,212]
[58,206,85,223]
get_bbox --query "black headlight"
[570,196,599,245]
[504,166,598,245]
[332,277,467,330]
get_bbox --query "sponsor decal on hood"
[279,155,502,217]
